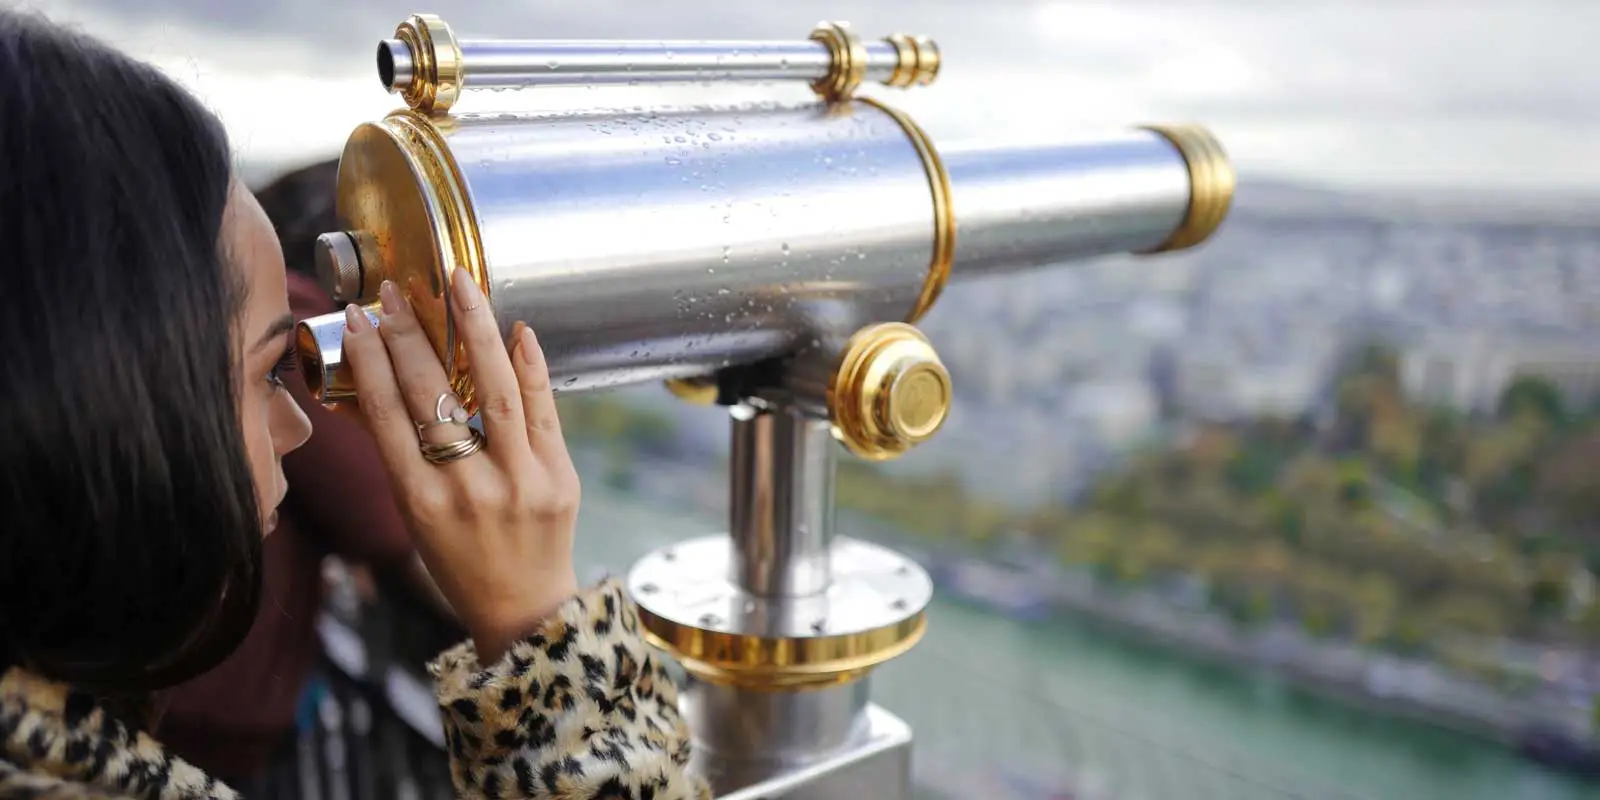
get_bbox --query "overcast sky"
[20,0,1600,194]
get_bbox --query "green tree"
[1224,442,1282,495]
[1352,342,1401,383]
[1351,572,1400,644]
[1498,375,1566,426]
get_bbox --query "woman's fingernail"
[518,323,539,365]
[451,267,483,312]
[379,280,402,315]
[344,303,367,332]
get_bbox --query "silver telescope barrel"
[303,15,1236,798]
[381,15,939,114]
[296,104,1232,414]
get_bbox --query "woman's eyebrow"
[252,313,297,353]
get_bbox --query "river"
[569,475,1599,800]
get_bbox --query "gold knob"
[314,231,365,303]
[829,322,951,461]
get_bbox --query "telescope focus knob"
[314,231,365,304]
[829,322,951,461]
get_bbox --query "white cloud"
[26,0,1600,193]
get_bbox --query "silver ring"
[421,427,485,465]
[415,391,471,436]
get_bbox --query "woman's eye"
[268,349,296,390]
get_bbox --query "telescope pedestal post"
[726,406,836,598]
[628,402,931,799]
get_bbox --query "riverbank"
[1044,571,1597,751]
[604,445,1600,780]
[903,534,1600,779]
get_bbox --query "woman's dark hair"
[0,11,262,694]
[253,158,340,278]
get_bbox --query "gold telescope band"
[809,21,869,101]
[1139,123,1236,253]
[395,14,464,116]
[882,33,940,88]
[883,34,917,88]
[332,110,492,414]
[855,97,954,325]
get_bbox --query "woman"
[160,159,457,790]
[0,11,707,800]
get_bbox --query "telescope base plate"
[628,535,933,687]
[693,702,913,800]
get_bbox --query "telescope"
[298,13,1234,799]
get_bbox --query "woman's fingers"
[374,280,470,449]
[447,267,533,456]
[338,304,428,481]
[510,321,569,457]
[339,272,584,663]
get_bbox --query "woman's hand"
[339,267,580,663]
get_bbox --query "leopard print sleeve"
[428,578,713,800]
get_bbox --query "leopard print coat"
[0,579,713,799]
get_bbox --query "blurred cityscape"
[243,153,1600,797]
[525,176,1600,797]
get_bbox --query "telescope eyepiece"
[378,39,413,93]
[296,305,378,405]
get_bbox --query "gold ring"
[421,427,485,465]
[416,391,471,436]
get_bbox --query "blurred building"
[1399,328,1600,413]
